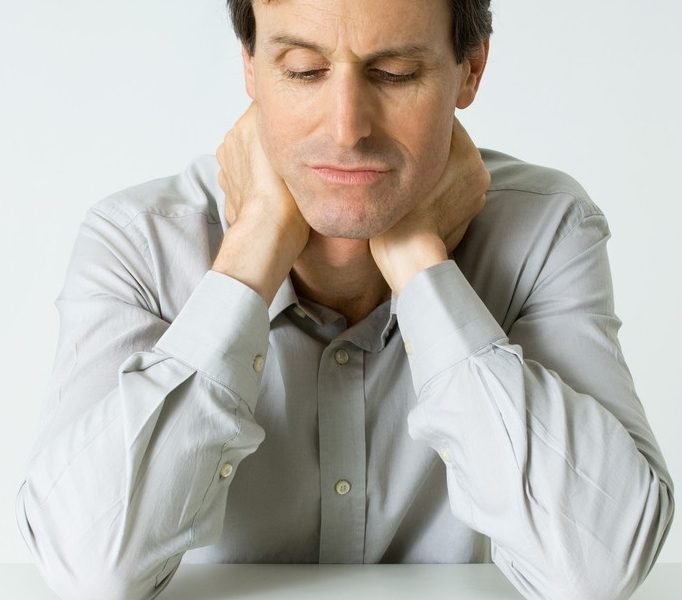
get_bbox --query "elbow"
[16,498,184,600]
[504,561,641,600]
[558,566,637,600]
[22,547,177,600]
[18,545,164,600]
[562,480,675,600]
[44,575,126,600]
[558,560,653,600]
[495,474,675,600]
[25,554,176,600]
[45,571,173,600]
[16,483,177,600]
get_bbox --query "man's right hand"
[212,102,310,305]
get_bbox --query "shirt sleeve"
[396,213,675,600]
[15,208,268,600]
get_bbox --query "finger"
[476,192,488,213]
[215,142,226,170]
[238,101,259,130]
[450,117,476,154]
[218,169,228,193]
[225,204,237,226]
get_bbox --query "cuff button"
[253,355,265,373]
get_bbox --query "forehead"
[252,0,452,59]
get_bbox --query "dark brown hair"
[226,0,492,64]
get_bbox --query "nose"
[325,68,373,149]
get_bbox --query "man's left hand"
[369,117,490,294]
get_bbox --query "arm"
[15,207,268,600]
[16,104,307,600]
[396,212,674,599]
[370,123,674,598]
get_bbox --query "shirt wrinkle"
[15,147,674,600]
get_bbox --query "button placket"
[318,343,367,563]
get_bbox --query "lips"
[311,164,390,172]
[311,165,389,185]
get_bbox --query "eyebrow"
[266,33,435,61]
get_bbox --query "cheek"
[381,84,455,172]
[256,109,294,173]
[400,112,453,181]
[254,84,310,172]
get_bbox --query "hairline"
[237,0,492,63]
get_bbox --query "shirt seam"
[92,204,213,229]
[486,185,604,214]
[88,207,164,318]
[485,188,604,238]
[528,213,609,299]
[549,212,608,250]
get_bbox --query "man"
[15,1,674,599]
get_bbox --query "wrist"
[370,232,448,294]
[212,219,307,305]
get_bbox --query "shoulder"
[457,150,612,327]
[72,155,225,319]
[86,154,222,230]
[483,148,592,199]
[479,148,606,245]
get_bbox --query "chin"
[300,204,392,240]
[310,223,375,240]
[291,187,402,240]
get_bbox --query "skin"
[213,0,490,326]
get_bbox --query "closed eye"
[284,69,418,84]
[370,69,418,83]
[283,69,326,82]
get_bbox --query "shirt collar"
[269,276,299,322]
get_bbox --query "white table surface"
[1,562,679,599]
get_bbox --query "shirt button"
[404,341,414,355]
[253,355,265,373]
[219,462,233,479]
[335,479,351,495]
[292,306,306,319]
[334,348,350,365]
[438,449,452,464]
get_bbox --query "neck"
[291,232,391,327]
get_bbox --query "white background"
[1,0,680,565]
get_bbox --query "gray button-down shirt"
[16,149,675,600]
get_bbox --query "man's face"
[243,0,473,239]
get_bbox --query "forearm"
[398,261,675,600]
[369,230,448,294]
[16,271,268,600]
[212,218,306,306]
[409,345,673,599]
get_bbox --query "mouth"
[310,166,390,185]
